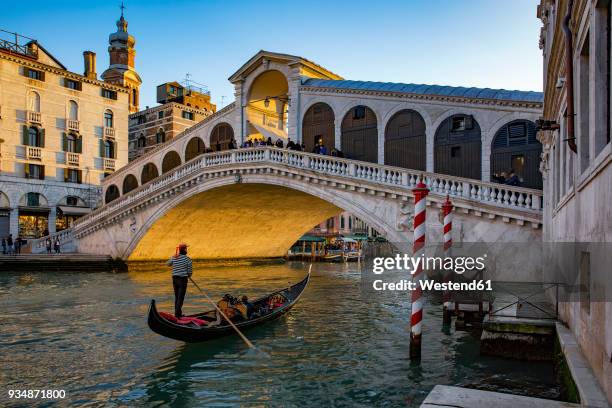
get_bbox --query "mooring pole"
[410,180,429,359]
[441,195,453,325]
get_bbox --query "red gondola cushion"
[159,311,178,322]
[177,317,208,326]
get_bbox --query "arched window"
[66,133,76,153]
[434,114,482,180]
[25,126,44,147]
[384,109,426,170]
[156,129,166,144]
[302,102,335,153]
[491,120,542,189]
[69,100,78,120]
[341,105,378,163]
[28,91,40,112]
[104,110,114,128]
[210,123,234,151]
[137,134,146,148]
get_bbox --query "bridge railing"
[73,147,542,234]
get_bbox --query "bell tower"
[101,4,142,113]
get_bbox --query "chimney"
[83,51,97,79]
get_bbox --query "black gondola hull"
[147,272,310,343]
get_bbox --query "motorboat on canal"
[147,272,310,343]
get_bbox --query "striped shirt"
[166,254,193,277]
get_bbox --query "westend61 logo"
[370,254,492,292]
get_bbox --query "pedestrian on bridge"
[167,243,193,318]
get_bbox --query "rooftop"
[302,78,543,103]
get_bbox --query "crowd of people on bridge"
[491,169,521,186]
[221,136,347,158]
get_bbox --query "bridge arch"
[161,150,182,174]
[384,109,426,170]
[184,136,206,162]
[341,105,378,163]
[302,102,335,152]
[141,163,159,185]
[122,174,138,194]
[105,185,120,204]
[434,113,482,180]
[124,178,403,260]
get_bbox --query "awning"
[297,235,326,242]
[343,235,369,241]
[18,206,50,213]
[57,206,91,216]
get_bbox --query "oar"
[188,277,256,349]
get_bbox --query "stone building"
[0,13,138,239]
[128,81,215,161]
[538,0,611,403]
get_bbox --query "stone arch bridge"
[44,147,543,260]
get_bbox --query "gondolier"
[166,243,193,318]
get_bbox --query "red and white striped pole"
[410,181,429,359]
[441,195,453,325]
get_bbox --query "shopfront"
[55,205,90,231]
[18,192,49,238]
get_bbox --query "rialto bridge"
[32,51,545,260]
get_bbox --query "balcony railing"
[66,119,80,132]
[66,152,80,167]
[26,146,42,160]
[104,158,116,172]
[104,127,116,139]
[27,110,41,124]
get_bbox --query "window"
[326,217,335,229]
[451,146,461,158]
[156,129,166,144]
[137,115,146,124]
[349,217,353,230]
[69,101,78,120]
[511,154,525,179]
[158,111,164,119]
[104,110,114,128]
[340,216,345,229]
[28,91,41,112]
[137,134,146,148]
[353,106,366,120]
[66,196,78,206]
[63,133,81,153]
[104,140,115,158]
[26,192,41,206]
[451,117,466,131]
[25,164,44,180]
[102,88,117,100]
[26,68,44,81]
[578,32,591,172]
[64,78,82,90]
[25,126,44,147]
[132,88,138,106]
[65,168,81,184]
[182,111,194,120]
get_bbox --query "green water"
[0,262,559,407]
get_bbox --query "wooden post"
[441,195,453,325]
[410,182,429,359]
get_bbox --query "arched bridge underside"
[71,148,543,260]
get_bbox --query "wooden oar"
[188,277,256,349]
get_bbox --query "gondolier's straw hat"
[175,242,189,256]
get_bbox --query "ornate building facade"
[538,0,612,403]
[0,12,138,239]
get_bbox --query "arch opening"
[122,174,139,194]
[302,102,335,153]
[185,137,206,161]
[341,105,378,163]
[384,109,426,170]
[105,185,120,204]
[141,163,159,184]
[246,70,289,142]
[162,151,181,174]
[434,114,482,180]
[210,123,234,151]
[491,120,542,189]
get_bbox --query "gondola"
[147,272,310,343]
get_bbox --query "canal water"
[0,262,559,407]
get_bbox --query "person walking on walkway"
[7,234,13,255]
[15,236,21,255]
[166,243,193,318]
[46,237,52,254]
[54,237,61,254]
[1,238,6,255]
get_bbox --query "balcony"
[104,127,116,139]
[27,110,41,124]
[104,158,116,172]
[26,146,42,160]
[66,152,80,167]
[66,119,80,132]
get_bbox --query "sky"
[3,0,543,109]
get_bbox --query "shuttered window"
[64,78,82,91]
[24,68,45,81]
[101,89,117,100]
